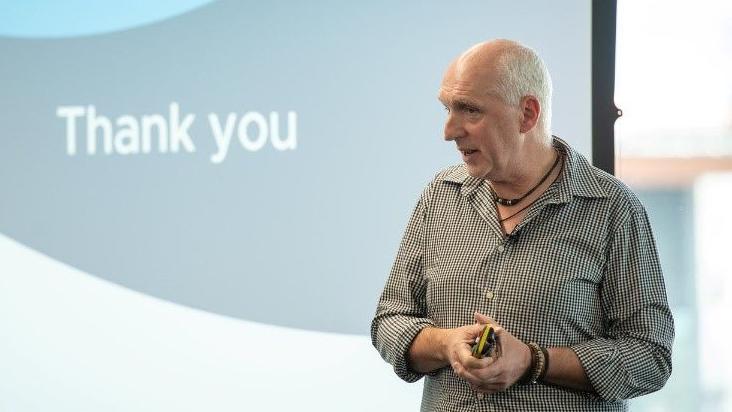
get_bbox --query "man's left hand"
[451,312,532,394]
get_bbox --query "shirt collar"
[441,165,483,197]
[552,136,607,202]
[440,136,608,202]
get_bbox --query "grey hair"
[492,41,553,136]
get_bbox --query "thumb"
[464,322,487,340]
[474,311,495,325]
[468,322,486,334]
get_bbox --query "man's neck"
[490,139,557,199]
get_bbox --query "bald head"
[452,39,516,73]
[444,39,553,136]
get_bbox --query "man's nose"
[443,113,465,141]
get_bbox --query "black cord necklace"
[498,154,564,223]
[492,150,561,206]
[499,199,537,223]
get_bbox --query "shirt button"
[496,244,505,253]
[477,393,485,400]
[485,290,495,300]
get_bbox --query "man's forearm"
[543,347,593,392]
[408,327,450,373]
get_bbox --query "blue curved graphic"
[0,0,215,38]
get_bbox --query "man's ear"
[519,95,540,133]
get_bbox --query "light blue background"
[0,0,591,334]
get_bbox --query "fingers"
[462,349,495,369]
[452,360,480,383]
[473,313,508,339]
[454,358,504,393]
[473,311,497,325]
[454,359,495,389]
[452,347,512,393]
[455,341,496,372]
[451,316,517,395]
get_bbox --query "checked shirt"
[371,137,674,411]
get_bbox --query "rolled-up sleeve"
[370,195,435,383]
[572,206,674,401]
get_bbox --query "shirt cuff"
[391,320,436,383]
[571,338,625,401]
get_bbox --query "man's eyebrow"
[455,100,480,110]
[439,97,482,110]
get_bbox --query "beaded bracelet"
[519,343,546,385]
[538,345,550,382]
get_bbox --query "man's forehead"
[438,70,495,104]
[443,56,498,86]
[437,85,481,106]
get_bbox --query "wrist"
[519,342,548,385]
[518,343,534,385]
[417,327,449,364]
[436,328,452,363]
[408,327,451,373]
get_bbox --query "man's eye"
[466,107,479,114]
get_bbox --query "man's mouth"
[460,149,478,155]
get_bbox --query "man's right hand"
[443,323,490,367]
[407,322,486,374]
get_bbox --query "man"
[370,39,673,411]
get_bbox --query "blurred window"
[615,1,732,410]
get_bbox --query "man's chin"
[464,164,488,179]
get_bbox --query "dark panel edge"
[592,0,619,175]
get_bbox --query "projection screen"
[0,1,591,410]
